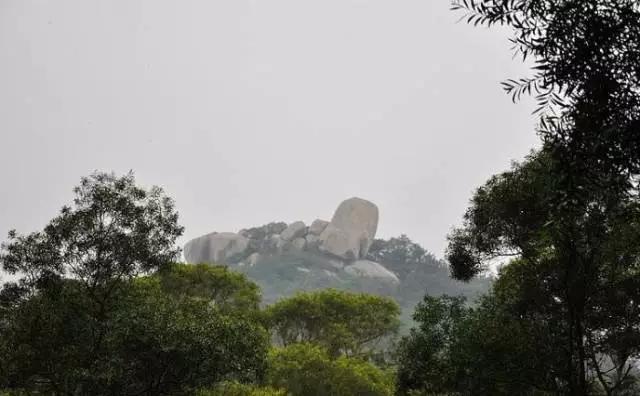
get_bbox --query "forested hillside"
[182,197,490,329]
[236,233,490,326]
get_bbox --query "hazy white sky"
[0,0,539,258]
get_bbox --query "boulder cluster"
[184,197,399,285]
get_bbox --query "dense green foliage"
[267,289,400,357]
[368,236,439,282]
[0,174,269,395]
[238,234,490,331]
[266,343,394,396]
[396,295,472,395]
[1,276,268,395]
[443,148,640,394]
[397,272,579,395]
[368,236,490,310]
[156,263,261,314]
[432,0,640,394]
[197,382,286,396]
[1,172,183,291]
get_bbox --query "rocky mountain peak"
[183,197,398,288]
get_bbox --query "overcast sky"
[0,0,539,259]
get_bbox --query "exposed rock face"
[270,234,281,247]
[291,237,306,251]
[184,232,249,264]
[318,197,379,260]
[281,221,307,241]
[181,197,424,302]
[318,224,357,260]
[344,260,400,284]
[184,197,379,266]
[308,219,329,236]
[275,236,287,251]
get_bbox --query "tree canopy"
[267,289,400,358]
[266,343,394,396]
[156,263,261,314]
[444,1,640,393]
[0,173,269,395]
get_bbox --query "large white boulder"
[269,234,282,249]
[308,219,329,236]
[344,260,399,284]
[318,197,379,260]
[318,224,357,259]
[280,221,307,241]
[184,232,249,264]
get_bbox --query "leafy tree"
[156,263,261,313]
[367,235,439,281]
[266,289,400,357]
[0,172,183,301]
[368,235,491,310]
[0,276,269,395]
[397,281,570,395]
[0,173,270,394]
[395,295,473,395]
[108,277,268,394]
[197,382,286,396]
[465,261,575,394]
[447,152,640,393]
[0,172,185,393]
[452,0,640,163]
[448,1,640,393]
[266,343,394,396]
[404,259,640,395]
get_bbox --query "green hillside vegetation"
[232,228,490,328]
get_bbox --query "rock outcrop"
[317,224,355,259]
[281,221,307,241]
[344,260,400,284]
[318,197,379,260]
[184,232,249,264]
[291,237,306,251]
[184,197,379,266]
[308,219,329,236]
[182,200,492,323]
[183,197,388,289]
